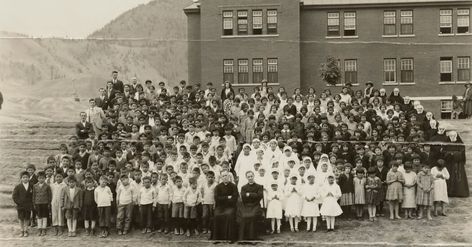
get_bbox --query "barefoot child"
[402,163,417,219]
[320,174,342,231]
[12,171,34,237]
[431,159,449,216]
[416,164,434,220]
[365,167,382,221]
[61,176,83,237]
[386,162,404,220]
[32,171,52,236]
[266,183,283,234]
[301,173,321,232]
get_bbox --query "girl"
[416,164,434,220]
[320,174,342,232]
[386,162,404,220]
[32,171,52,236]
[338,164,354,219]
[94,175,113,238]
[61,176,83,237]
[301,173,321,232]
[365,167,382,221]
[353,168,366,219]
[50,172,67,235]
[12,171,33,237]
[431,159,449,216]
[402,163,417,219]
[82,178,98,235]
[266,183,283,234]
[284,176,302,232]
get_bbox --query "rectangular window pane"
[440,57,453,82]
[344,59,357,84]
[252,59,264,84]
[252,10,263,35]
[384,11,396,35]
[327,12,340,36]
[458,56,471,81]
[267,10,278,34]
[400,10,413,34]
[400,58,414,83]
[238,59,249,84]
[440,9,453,34]
[267,58,278,84]
[344,12,356,36]
[384,59,396,82]
[223,59,234,83]
[458,8,470,33]
[237,10,248,35]
[223,11,233,36]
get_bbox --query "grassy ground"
[0,119,471,246]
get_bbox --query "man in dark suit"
[95,88,110,110]
[108,71,124,93]
[76,112,93,139]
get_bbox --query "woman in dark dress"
[211,171,239,241]
[220,81,235,103]
[444,131,469,197]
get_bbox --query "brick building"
[184,0,472,117]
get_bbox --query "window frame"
[457,8,470,34]
[344,59,358,84]
[252,10,263,35]
[267,58,278,84]
[440,57,453,82]
[238,59,249,84]
[223,59,234,84]
[458,56,471,82]
[327,12,341,37]
[267,9,278,34]
[222,11,234,36]
[237,10,249,35]
[400,58,414,83]
[384,58,397,83]
[383,10,397,35]
[252,58,264,84]
[343,11,357,36]
[439,9,453,34]
[400,10,414,35]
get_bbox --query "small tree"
[320,56,341,86]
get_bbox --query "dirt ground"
[0,119,471,246]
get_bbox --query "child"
[32,171,52,236]
[94,175,113,237]
[116,174,135,235]
[416,164,434,220]
[171,176,185,235]
[26,164,38,227]
[319,174,342,231]
[183,177,201,237]
[266,183,283,234]
[353,168,366,219]
[365,167,382,221]
[61,176,83,237]
[431,159,450,216]
[201,171,216,234]
[50,172,67,235]
[12,171,34,237]
[156,173,171,233]
[284,176,301,232]
[402,163,417,219]
[138,176,156,233]
[301,173,320,232]
[386,162,405,220]
[338,164,354,218]
[82,178,98,235]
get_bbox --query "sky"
[0,0,153,38]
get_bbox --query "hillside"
[89,0,192,39]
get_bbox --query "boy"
[171,176,185,235]
[32,171,52,236]
[201,171,216,234]
[94,176,113,238]
[12,171,33,237]
[183,177,201,237]
[50,172,67,235]
[116,174,135,235]
[138,176,156,233]
[82,178,98,236]
[156,173,171,233]
[61,176,82,237]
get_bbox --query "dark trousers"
[140,204,153,229]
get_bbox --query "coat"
[12,183,33,210]
[75,121,93,139]
[60,187,83,210]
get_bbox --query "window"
[327,12,340,36]
[252,10,263,35]
[384,11,396,35]
[458,9,470,33]
[223,59,234,83]
[400,58,414,83]
[400,10,414,35]
[238,59,249,84]
[384,59,396,83]
[440,9,453,34]
[441,100,453,119]
[344,12,357,36]
[267,10,278,34]
[344,59,357,84]
[252,59,264,84]
[458,56,470,81]
[223,11,234,36]
[440,57,453,82]
[267,58,278,83]
[237,10,248,35]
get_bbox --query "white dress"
[402,171,417,208]
[320,183,343,217]
[266,190,283,219]
[301,183,321,217]
[284,184,302,217]
[51,182,67,226]
[431,167,450,203]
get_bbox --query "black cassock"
[237,182,263,241]
[444,136,469,197]
[211,182,238,241]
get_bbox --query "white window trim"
[221,34,279,38]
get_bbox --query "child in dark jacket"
[12,171,34,237]
[32,171,52,236]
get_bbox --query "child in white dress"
[266,183,283,234]
[284,176,302,232]
[301,173,321,232]
[431,159,450,216]
[320,174,343,231]
[402,163,417,219]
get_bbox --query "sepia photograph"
[0,0,471,246]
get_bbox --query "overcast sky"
[0,0,153,38]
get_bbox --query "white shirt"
[156,183,171,204]
[22,182,29,191]
[117,184,134,205]
[138,186,156,206]
[201,182,216,204]
[94,186,113,207]
[171,185,185,203]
